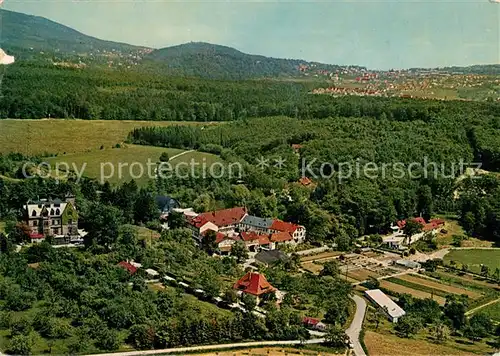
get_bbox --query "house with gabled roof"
[239,215,274,234]
[233,272,276,302]
[197,207,247,233]
[24,195,79,241]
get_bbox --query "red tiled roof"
[258,235,271,245]
[240,231,271,245]
[303,317,320,326]
[187,215,211,229]
[233,272,276,296]
[298,177,312,186]
[423,219,446,232]
[118,261,138,275]
[271,220,300,234]
[270,231,293,243]
[240,231,261,242]
[198,207,247,228]
[30,233,44,239]
[396,217,426,229]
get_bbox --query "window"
[55,209,60,215]
[68,219,73,225]
[31,210,36,217]
[33,221,38,226]
[54,228,59,235]
[50,209,54,215]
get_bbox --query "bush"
[8,334,34,355]
[10,317,33,336]
[95,328,120,351]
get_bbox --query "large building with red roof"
[185,207,306,254]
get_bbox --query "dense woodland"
[129,99,500,246]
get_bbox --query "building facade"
[24,196,79,240]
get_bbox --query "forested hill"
[0,9,148,56]
[143,42,349,79]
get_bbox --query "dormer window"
[50,209,54,215]
[31,210,36,217]
[55,209,60,215]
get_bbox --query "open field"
[44,144,219,185]
[0,119,215,155]
[435,215,492,248]
[444,249,500,274]
[364,330,484,356]
[379,280,446,305]
[398,274,482,299]
[300,251,342,263]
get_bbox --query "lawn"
[44,144,220,186]
[0,119,215,155]
[364,330,484,356]
[444,249,500,274]
[478,300,500,322]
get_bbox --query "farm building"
[365,289,406,323]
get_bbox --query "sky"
[3,0,500,69]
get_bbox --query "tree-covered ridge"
[0,9,147,55]
[3,60,499,121]
[142,42,351,79]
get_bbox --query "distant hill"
[0,9,147,56]
[143,42,350,79]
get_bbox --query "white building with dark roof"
[23,195,79,241]
[365,289,406,323]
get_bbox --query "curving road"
[346,295,367,356]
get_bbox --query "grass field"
[380,280,446,305]
[478,300,500,321]
[0,119,215,155]
[431,270,500,290]
[44,144,220,185]
[364,330,481,356]
[444,249,500,274]
[398,274,482,299]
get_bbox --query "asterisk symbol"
[256,156,269,170]
[274,157,287,169]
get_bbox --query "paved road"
[346,295,367,356]
[83,338,326,356]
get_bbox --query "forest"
[2,61,499,121]
[127,100,500,246]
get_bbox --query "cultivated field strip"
[399,274,482,299]
[379,280,447,305]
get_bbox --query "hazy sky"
[3,0,500,69]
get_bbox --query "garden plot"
[379,280,447,305]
